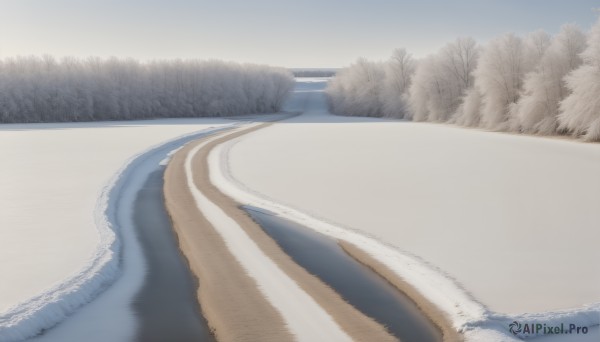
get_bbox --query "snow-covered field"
[2,77,598,341]
[0,118,234,340]
[224,79,600,339]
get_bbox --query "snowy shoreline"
[211,135,600,341]
[183,127,354,341]
[0,124,236,342]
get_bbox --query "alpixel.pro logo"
[509,321,589,336]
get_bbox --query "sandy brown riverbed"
[164,122,458,341]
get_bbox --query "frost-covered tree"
[327,40,477,121]
[408,56,437,121]
[526,30,552,64]
[408,37,478,122]
[559,18,600,141]
[475,33,548,130]
[379,48,415,118]
[452,87,483,127]
[326,22,600,144]
[513,25,586,134]
[0,57,294,123]
[441,37,479,90]
[326,58,386,117]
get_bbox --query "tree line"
[326,18,600,141]
[0,57,294,123]
[291,69,337,78]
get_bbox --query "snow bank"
[184,129,352,342]
[0,119,237,341]
[159,147,183,166]
[212,80,600,340]
[210,139,488,334]
[212,128,600,341]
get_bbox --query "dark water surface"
[245,206,442,342]
[132,169,215,342]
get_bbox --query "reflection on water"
[132,169,215,342]
[245,206,442,342]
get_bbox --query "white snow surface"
[0,118,235,341]
[185,128,352,342]
[215,79,600,340]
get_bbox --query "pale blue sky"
[0,0,597,67]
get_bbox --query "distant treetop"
[290,69,338,78]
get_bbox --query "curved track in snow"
[210,79,600,341]
[164,120,398,341]
[0,124,237,342]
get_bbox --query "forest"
[326,19,600,141]
[0,58,294,123]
